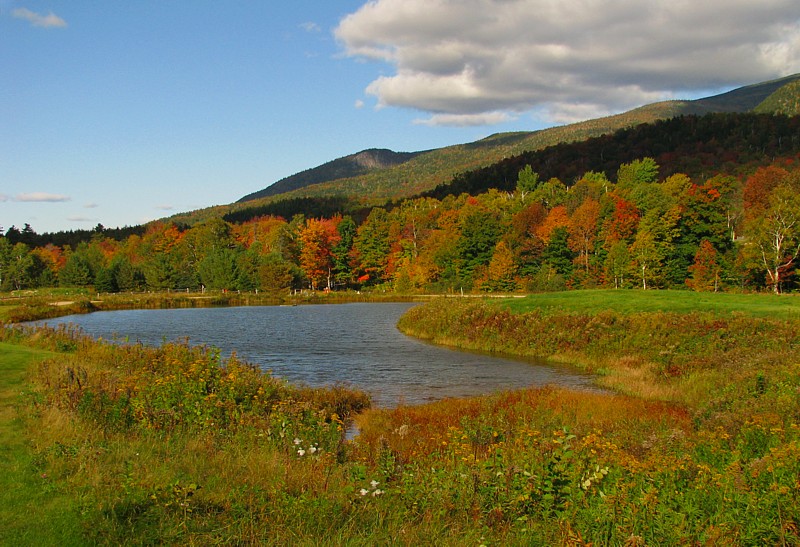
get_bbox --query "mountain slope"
[237,74,800,206]
[238,149,422,202]
[161,74,800,227]
[754,79,800,116]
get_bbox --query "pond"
[34,302,598,407]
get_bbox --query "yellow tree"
[568,199,600,275]
[479,240,518,292]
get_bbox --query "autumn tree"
[507,202,548,277]
[478,240,518,292]
[746,185,800,293]
[568,199,600,275]
[299,217,341,290]
[602,196,640,246]
[686,239,721,292]
[743,165,790,220]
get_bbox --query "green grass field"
[497,289,800,318]
[0,342,85,545]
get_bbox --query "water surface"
[36,302,597,407]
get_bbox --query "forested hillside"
[3,149,799,295]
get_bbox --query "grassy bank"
[2,290,799,544]
[500,289,800,319]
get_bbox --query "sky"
[2,1,799,234]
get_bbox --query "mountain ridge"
[162,73,800,227]
[236,73,800,205]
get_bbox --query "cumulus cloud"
[335,0,800,125]
[12,7,67,28]
[15,192,71,202]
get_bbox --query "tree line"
[2,156,800,294]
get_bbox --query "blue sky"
[2,1,799,234]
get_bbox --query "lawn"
[497,288,800,318]
[0,342,85,545]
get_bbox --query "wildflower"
[298,449,306,456]
[372,489,383,496]
[370,480,379,488]
[360,488,369,496]
[309,446,318,454]
[293,438,301,445]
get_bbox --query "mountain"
[158,74,800,227]
[237,149,422,202]
[235,74,800,205]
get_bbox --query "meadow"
[1,289,799,544]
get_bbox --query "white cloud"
[300,21,321,33]
[12,7,67,28]
[0,194,8,202]
[67,216,94,223]
[414,111,516,127]
[354,99,365,109]
[154,205,174,211]
[15,192,71,202]
[335,0,800,125]
[84,203,99,209]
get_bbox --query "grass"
[497,289,800,319]
[0,342,86,545]
[2,289,800,544]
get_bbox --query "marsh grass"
[3,290,800,544]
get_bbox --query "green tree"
[542,227,574,277]
[455,209,501,285]
[143,253,177,290]
[60,247,95,287]
[630,228,663,290]
[198,247,240,290]
[515,165,540,200]
[616,157,659,189]
[3,243,44,290]
[258,252,295,293]
[604,240,630,288]
[332,216,357,287]
[352,209,391,285]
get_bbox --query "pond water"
[34,302,597,407]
